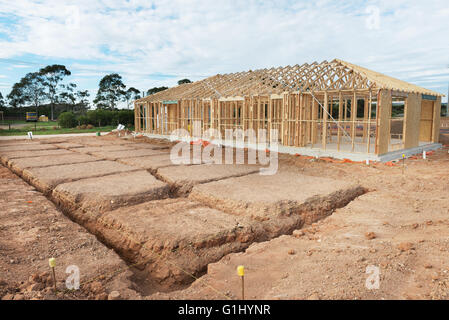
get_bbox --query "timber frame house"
[134,59,443,161]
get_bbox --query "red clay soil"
[54,142,85,149]
[21,160,139,194]
[72,145,141,154]
[0,144,58,152]
[3,134,448,300]
[52,170,170,228]
[88,148,169,161]
[0,141,41,147]
[91,172,364,288]
[117,153,204,174]
[94,198,256,290]
[129,143,170,150]
[189,170,365,221]
[117,154,179,173]
[38,138,71,144]
[67,137,128,146]
[0,149,74,166]
[0,166,141,300]
[150,147,449,300]
[156,164,261,195]
[8,154,100,176]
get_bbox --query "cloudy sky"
[0,0,448,107]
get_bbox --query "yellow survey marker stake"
[49,258,57,292]
[402,154,406,175]
[237,265,245,300]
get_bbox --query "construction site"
[134,59,443,162]
[0,60,449,301]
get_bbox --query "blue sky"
[0,0,448,108]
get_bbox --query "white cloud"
[0,0,447,101]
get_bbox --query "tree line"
[0,64,192,122]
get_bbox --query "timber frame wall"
[135,59,443,156]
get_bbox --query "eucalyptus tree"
[39,64,71,120]
[93,73,126,110]
[124,87,141,109]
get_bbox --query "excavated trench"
[0,138,367,295]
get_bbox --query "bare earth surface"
[0,167,141,300]
[151,147,449,300]
[0,134,448,300]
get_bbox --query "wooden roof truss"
[137,59,441,103]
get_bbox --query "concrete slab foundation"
[140,133,443,162]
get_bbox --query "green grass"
[1,120,29,125]
[0,120,58,126]
[0,125,116,136]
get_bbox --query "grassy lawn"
[0,125,116,136]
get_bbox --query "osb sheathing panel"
[420,100,434,142]
[403,93,422,149]
[432,96,442,143]
[376,89,392,155]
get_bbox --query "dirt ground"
[150,146,449,300]
[0,167,141,300]
[1,134,448,300]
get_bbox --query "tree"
[58,111,77,128]
[39,64,71,120]
[21,72,47,111]
[124,87,141,109]
[0,92,5,108]
[7,72,46,110]
[76,90,90,111]
[7,82,26,107]
[94,73,126,110]
[178,79,191,85]
[147,86,168,96]
[59,83,77,111]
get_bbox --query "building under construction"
[134,59,443,161]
